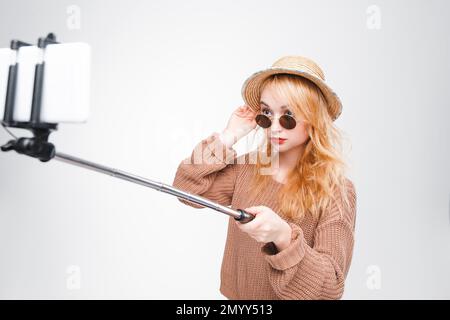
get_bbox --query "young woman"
[173,56,357,300]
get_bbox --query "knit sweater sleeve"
[172,132,238,208]
[261,180,357,300]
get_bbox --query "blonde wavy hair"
[248,74,352,222]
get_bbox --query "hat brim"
[241,67,342,121]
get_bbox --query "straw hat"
[241,56,342,121]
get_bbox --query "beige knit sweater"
[172,132,357,300]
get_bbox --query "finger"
[235,218,259,232]
[244,106,256,115]
[245,206,261,211]
[244,206,264,214]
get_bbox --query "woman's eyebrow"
[260,100,289,109]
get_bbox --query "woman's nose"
[271,115,283,132]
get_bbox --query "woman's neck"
[279,143,304,170]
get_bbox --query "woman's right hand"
[221,105,258,147]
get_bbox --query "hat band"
[272,63,324,80]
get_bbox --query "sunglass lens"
[255,114,272,128]
[279,115,296,129]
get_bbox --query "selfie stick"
[0,33,254,224]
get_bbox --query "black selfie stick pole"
[1,129,254,223]
[1,134,254,223]
[0,130,255,223]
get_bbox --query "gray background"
[0,0,449,299]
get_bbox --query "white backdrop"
[0,0,449,299]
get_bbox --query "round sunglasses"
[255,113,297,130]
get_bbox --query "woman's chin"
[270,142,288,153]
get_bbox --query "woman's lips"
[271,138,287,145]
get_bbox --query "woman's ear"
[303,121,312,136]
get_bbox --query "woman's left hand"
[235,205,292,250]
